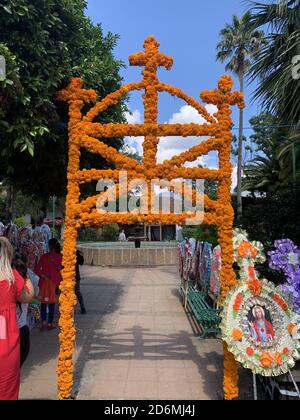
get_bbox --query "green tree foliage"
[241,188,300,248]
[249,0,300,125]
[242,113,300,192]
[182,225,218,248]
[0,0,126,201]
[101,223,120,242]
[216,12,264,219]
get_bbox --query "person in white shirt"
[118,230,127,242]
[176,225,184,242]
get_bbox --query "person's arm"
[18,276,35,304]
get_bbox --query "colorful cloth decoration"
[182,239,193,282]
[19,226,33,255]
[22,240,43,271]
[191,241,202,282]
[4,224,19,250]
[210,245,221,298]
[178,242,184,278]
[199,242,212,291]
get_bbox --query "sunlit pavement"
[20,266,253,400]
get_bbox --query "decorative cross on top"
[233,229,266,282]
[57,78,96,105]
[129,36,173,81]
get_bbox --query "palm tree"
[243,133,300,193]
[216,12,264,220]
[249,0,300,126]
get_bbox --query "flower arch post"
[57,36,244,400]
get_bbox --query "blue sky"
[86,0,262,173]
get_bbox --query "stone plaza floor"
[20,266,254,400]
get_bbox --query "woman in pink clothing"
[0,237,34,400]
[35,239,62,331]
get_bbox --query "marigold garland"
[57,36,244,400]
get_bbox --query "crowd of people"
[0,220,86,400]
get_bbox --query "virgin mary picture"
[248,305,275,345]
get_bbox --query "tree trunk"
[237,73,244,222]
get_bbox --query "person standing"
[75,250,86,314]
[35,239,62,331]
[40,221,52,253]
[118,230,127,242]
[12,258,40,367]
[0,237,34,400]
[0,221,5,236]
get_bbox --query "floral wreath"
[221,230,300,376]
[269,239,300,315]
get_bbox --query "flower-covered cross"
[233,229,266,296]
[233,229,266,282]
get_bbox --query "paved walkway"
[20,266,252,400]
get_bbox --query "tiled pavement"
[20,266,253,400]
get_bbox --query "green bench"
[187,286,221,339]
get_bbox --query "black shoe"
[81,308,87,314]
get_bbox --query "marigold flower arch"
[57,36,244,400]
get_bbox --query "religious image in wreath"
[221,230,300,377]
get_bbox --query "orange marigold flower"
[274,294,289,311]
[275,353,283,366]
[260,352,273,369]
[237,241,257,259]
[246,347,254,357]
[288,324,296,335]
[248,279,262,297]
[233,294,243,312]
[232,329,243,341]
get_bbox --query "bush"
[182,225,218,247]
[13,217,26,228]
[240,188,300,247]
[78,227,98,242]
[101,224,120,241]
[240,188,300,285]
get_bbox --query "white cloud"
[167,104,217,125]
[125,110,142,125]
[125,136,144,156]
[231,166,238,193]
[124,105,218,162]
[123,105,240,192]
[157,105,218,163]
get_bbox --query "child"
[35,239,62,331]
